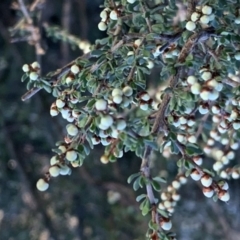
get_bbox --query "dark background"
[0,0,240,239]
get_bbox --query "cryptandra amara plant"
[18,0,240,239]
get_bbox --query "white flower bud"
[58,145,67,153]
[179,175,187,184]
[179,116,187,125]
[100,10,108,21]
[109,10,118,20]
[66,150,78,161]
[191,12,201,22]
[22,64,30,72]
[201,71,212,81]
[134,39,142,48]
[29,72,39,81]
[172,180,181,189]
[100,115,113,129]
[56,99,65,108]
[112,88,123,97]
[36,178,49,191]
[232,170,240,179]
[220,170,228,179]
[187,75,197,85]
[49,165,61,177]
[123,86,133,96]
[190,169,202,181]
[218,190,230,202]
[66,124,79,136]
[200,90,210,100]
[202,187,214,198]
[98,21,107,31]
[230,142,239,150]
[201,174,213,187]
[200,15,210,24]
[186,21,196,31]
[146,60,154,69]
[202,5,212,15]
[211,105,220,114]
[59,165,71,175]
[113,94,123,104]
[127,0,136,3]
[31,62,40,69]
[172,193,180,201]
[191,83,201,94]
[50,156,59,165]
[111,128,119,138]
[199,105,209,114]
[188,135,197,143]
[140,92,150,101]
[50,108,59,117]
[71,64,80,74]
[233,121,240,130]
[95,99,107,111]
[235,17,240,24]
[234,53,240,60]
[91,136,100,145]
[193,156,202,165]
[116,119,126,130]
[160,218,172,231]
[213,161,223,171]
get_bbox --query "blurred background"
[0,0,240,239]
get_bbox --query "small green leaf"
[136,194,146,202]
[142,199,150,216]
[91,50,104,58]
[157,209,169,218]
[127,172,140,184]
[21,73,28,82]
[152,176,166,183]
[151,180,161,192]
[133,177,141,191]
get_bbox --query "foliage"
[11,0,240,239]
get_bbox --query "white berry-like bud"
[200,90,210,100]
[36,178,49,191]
[95,99,107,111]
[220,170,228,179]
[100,155,109,164]
[134,39,142,48]
[160,218,172,231]
[187,75,197,85]
[91,136,100,145]
[22,64,30,72]
[232,170,240,179]
[186,21,196,31]
[208,90,219,101]
[230,142,239,150]
[49,165,61,177]
[29,72,39,81]
[193,156,203,166]
[201,71,212,81]
[191,83,201,94]
[199,105,209,114]
[66,150,78,161]
[218,190,230,202]
[113,95,123,104]
[202,187,214,198]
[218,180,229,190]
[235,17,240,24]
[127,0,136,3]
[123,86,133,96]
[179,116,187,125]
[50,108,59,117]
[172,180,181,189]
[188,135,197,143]
[100,10,108,21]
[201,174,213,187]
[191,12,201,22]
[98,21,107,31]
[200,15,210,24]
[116,119,126,130]
[172,193,180,201]
[56,99,65,108]
[111,128,119,138]
[177,134,186,143]
[112,88,123,97]
[61,108,71,119]
[202,5,212,15]
[50,156,59,165]
[71,64,80,74]
[190,169,202,181]
[187,119,196,126]
[234,53,240,60]
[140,102,149,111]
[179,175,187,184]
[100,115,113,128]
[140,92,150,101]
[31,62,40,69]
[66,124,78,136]
[211,105,220,114]
[58,145,67,153]
[233,121,240,130]
[213,161,223,172]
[109,10,118,20]
[59,165,71,175]
[146,60,154,69]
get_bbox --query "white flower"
[66,150,78,161]
[186,21,196,31]
[22,64,30,72]
[95,99,107,111]
[109,10,118,20]
[98,22,107,31]
[49,165,61,177]
[29,72,39,81]
[36,178,49,191]
[66,124,79,136]
[202,5,212,15]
